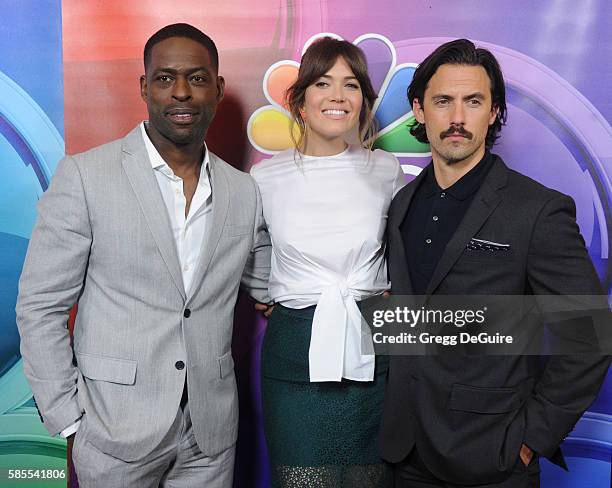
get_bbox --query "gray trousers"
[73,402,235,488]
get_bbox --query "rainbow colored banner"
[1,1,610,486]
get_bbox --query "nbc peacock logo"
[247,33,430,167]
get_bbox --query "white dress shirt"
[140,122,212,294]
[60,122,212,438]
[251,146,405,382]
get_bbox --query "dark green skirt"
[262,304,392,487]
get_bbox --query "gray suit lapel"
[121,126,186,299]
[187,153,230,302]
[425,157,508,295]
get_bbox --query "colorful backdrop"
[0,1,611,487]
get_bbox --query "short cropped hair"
[143,23,219,72]
[408,39,507,148]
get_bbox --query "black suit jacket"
[379,154,611,484]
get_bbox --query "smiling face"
[140,36,224,149]
[413,64,498,167]
[301,56,363,154]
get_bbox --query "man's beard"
[436,124,479,165]
[443,146,480,165]
[150,108,215,146]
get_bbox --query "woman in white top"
[250,37,405,488]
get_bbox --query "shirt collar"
[140,121,210,176]
[423,151,493,200]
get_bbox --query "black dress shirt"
[400,151,494,295]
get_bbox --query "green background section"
[0,408,66,488]
[373,116,430,153]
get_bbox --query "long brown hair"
[285,37,378,152]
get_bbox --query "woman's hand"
[255,302,275,318]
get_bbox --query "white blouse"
[251,146,405,382]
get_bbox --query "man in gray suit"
[16,23,270,487]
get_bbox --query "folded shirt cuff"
[59,419,81,438]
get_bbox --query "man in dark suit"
[379,39,611,487]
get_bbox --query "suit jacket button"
[183,308,191,318]
[175,361,185,370]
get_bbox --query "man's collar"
[424,151,493,200]
[140,121,210,173]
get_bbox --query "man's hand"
[254,302,275,318]
[519,443,534,466]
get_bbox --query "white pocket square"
[470,238,510,248]
[467,238,511,252]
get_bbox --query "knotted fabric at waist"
[274,280,385,382]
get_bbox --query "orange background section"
[61,0,292,166]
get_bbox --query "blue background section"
[0,0,64,137]
[0,0,63,408]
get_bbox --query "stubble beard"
[441,144,481,165]
[430,134,486,166]
[150,108,215,147]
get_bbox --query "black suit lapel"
[425,157,509,295]
[389,167,429,295]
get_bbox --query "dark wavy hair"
[285,37,378,151]
[408,39,507,148]
[144,23,218,72]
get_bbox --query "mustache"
[440,125,473,140]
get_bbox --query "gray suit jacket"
[16,126,271,461]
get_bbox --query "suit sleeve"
[16,155,92,437]
[523,194,611,463]
[241,178,272,304]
